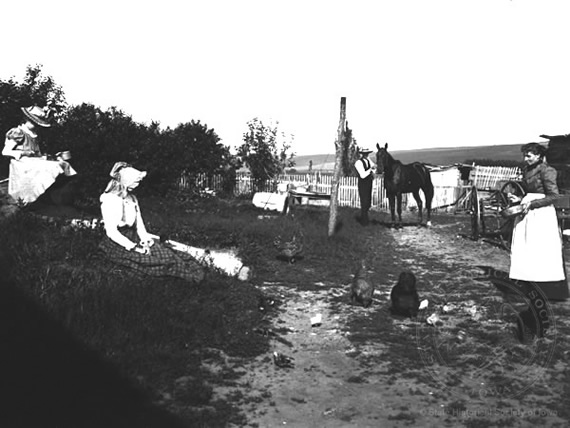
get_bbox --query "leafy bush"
[237,118,295,191]
[1,66,235,207]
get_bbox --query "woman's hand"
[140,237,155,248]
[133,244,151,255]
[507,193,522,204]
[521,200,531,215]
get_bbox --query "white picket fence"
[179,165,521,212]
[471,165,521,190]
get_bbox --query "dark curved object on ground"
[0,276,185,428]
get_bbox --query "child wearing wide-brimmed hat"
[2,106,77,205]
[2,106,51,160]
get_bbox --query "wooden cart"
[285,189,331,214]
[470,182,570,250]
[470,180,526,250]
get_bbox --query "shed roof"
[540,134,570,141]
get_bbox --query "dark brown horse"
[376,143,434,226]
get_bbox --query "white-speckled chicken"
[273,233,304,264]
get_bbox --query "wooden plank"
[288,190,331,200]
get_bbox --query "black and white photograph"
[1,1,570,427]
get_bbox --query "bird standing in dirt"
[273,232,304,264]
[273,351,295,368]
[350,260,375,308]
[389,271,420,317]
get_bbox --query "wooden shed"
[539,134,570,192]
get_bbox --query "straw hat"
[358,147,373,154]
[21,106,51,128]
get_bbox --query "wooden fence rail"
[180,166,522,212]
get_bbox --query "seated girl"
[99,162,205,283]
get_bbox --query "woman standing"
[99,162,205,283]
[2,106,76,204]
[508,143,568,300]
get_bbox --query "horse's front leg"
[396,193,403,226]
[388,195,396,224]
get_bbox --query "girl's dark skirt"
[99,227,205,283]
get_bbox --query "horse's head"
[375,143,390,173]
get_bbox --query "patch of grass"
[3,195,570,425]
[0,205,272,426]
[346,375,367,383]
[0,197,396,426]
[388,411,416,423]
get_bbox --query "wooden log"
[328,97,346,237]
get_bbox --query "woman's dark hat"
[21,106,51,128]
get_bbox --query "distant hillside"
[289,144,523,172]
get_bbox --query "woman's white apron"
[8,157,76,204]
[509,193,565,282]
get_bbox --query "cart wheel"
[497,181,526,251]
[470,186,480,240]
[500,180,526,201]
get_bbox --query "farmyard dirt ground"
[211,212,570,428]
[2,184,569,427]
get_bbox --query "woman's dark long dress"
[509,162,569,300]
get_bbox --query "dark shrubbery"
[50,103,235,206]
[1,66,235,207]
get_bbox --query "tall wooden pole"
[328,97,346,237]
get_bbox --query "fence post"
[328,97,346,237]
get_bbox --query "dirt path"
[211,219,570,427]
[4,181,568,427]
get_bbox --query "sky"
[2,0,570,156]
